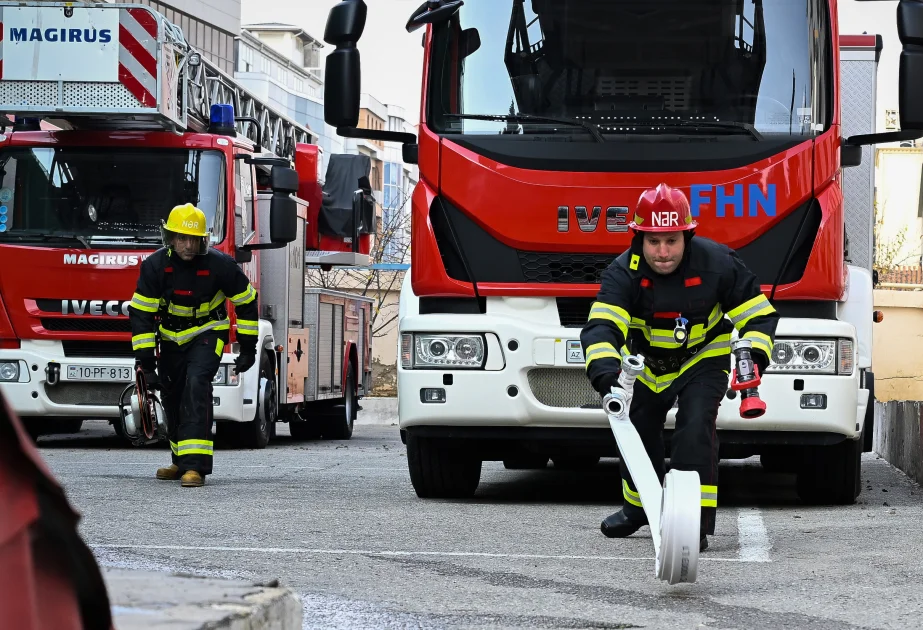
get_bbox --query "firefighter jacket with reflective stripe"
[128,247,259,359]
[580,236,779,394]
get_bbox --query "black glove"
[234,350,256,375]
[753,352,769,377]
[136,357,160,388]
[592,371,622,396]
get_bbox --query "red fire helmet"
[629,183,698,232]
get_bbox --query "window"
[382,162,405,261]
[238,44,254,72]
[234,158,256,248]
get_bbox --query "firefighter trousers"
[619,358,729,536]
[159,332,224,476]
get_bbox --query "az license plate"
[66,365,133,382]
[566,340,585,363]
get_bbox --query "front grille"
[557,297,594,327]
[519,252,612,284]
[43,382,129,406]
[62,341,134,358]
[42,318,132,333]
[527,368,599,409]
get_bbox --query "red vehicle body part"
[407,30,858,303]
[0,130,258,350]
[630,183,698,232]
[0,393,113,630]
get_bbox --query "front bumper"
[0,340,254,422]
[398,314,865,443]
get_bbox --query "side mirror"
[841,143,863,168]
[324,0,367,128]
[898,0,923,130]
[405,0,464,33]
[269,194,297,244]
[459,27,480,59]
[269,165,298,244]
[271,165,299,195]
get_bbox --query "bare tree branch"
[305,186,412,338]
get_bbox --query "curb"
[357,396,398,425]
[105,567,303,630]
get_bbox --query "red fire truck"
[0,1,374,446]
[323,0,923,504]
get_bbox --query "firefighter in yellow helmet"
[128,203,259,487]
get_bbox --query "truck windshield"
[427,0,829,142]
[0,147,225,247]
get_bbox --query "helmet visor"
[161,225,208,255]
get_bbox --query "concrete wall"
[873,400,923,487]
[873,289,923,401]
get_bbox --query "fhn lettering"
[690,184,776,217]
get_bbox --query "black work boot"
[600,509,648,538]
[700,535,708,552]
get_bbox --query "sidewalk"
[105,567,302,629]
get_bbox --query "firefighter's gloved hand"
[753,352,769,378]
[137,358,160,388]
[593,372,622,396]
[234,351,256,375]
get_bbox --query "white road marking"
[92,543,762,562]
[737,507,771,562]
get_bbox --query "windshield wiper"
[444,113,606,143]
[673,120,763,141]
[0,232,91,248]
[616,119,764,141]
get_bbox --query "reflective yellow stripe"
[688,305,724,346]
[623,479,643,507]
[229,285,256,305]
[195,291,226,317]
[170,441,178,455]
[216,339,225,356]
[236,319,259,336]
[701,484,718,508]
[176,438,214,456]
[130,293,159,313]
[585,342,620,369]
[743,331,773,359]
[168,303,194,317]
[132,333,156,350]
[589,302,630,338]
[635,333,733,393]
[727,294,776,330]
[159,319,230,345]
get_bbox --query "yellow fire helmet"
[161,203,209,255]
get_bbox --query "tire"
[797,437,862,505]
[235,352,275,449]
[321,357,357,440]
[406,433,482,499]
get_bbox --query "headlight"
[0,361,19,381]
[402,333,486,369]
[213,365,239,386]
[767,338,852,375]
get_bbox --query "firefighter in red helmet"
[580,183,779,551]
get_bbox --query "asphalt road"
[36,419,923,630]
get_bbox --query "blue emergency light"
[209,103,237,137]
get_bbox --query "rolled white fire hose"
[602,354,701,585]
